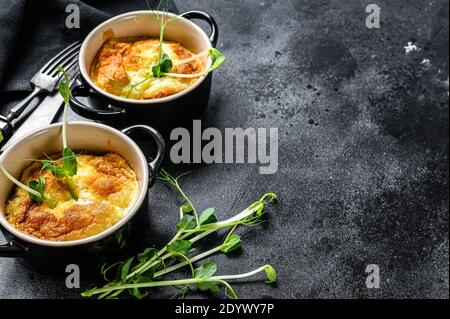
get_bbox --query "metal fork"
[4,41,81,123]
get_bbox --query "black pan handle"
[121,125,165,186]
[0,231,29,258]
[181,10,219,47]
[69,74,126,120]
[0,115,13,149]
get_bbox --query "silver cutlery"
[0,71,79,153]
[0,41,81,148]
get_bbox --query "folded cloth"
[0,0,174,95]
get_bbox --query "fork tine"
[44,43,81,75]
[49,50,80,77]
[54,59,79,86]
[39,41,80,73]
[41,42,81,75]
[65,57,79,72]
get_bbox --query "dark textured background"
[0,0,448,299]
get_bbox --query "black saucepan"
[0,122,164,269]
[69,10,218,130]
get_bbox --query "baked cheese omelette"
[5,153,139,241]
[90,37,204,100]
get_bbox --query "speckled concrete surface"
[0,0,448,299]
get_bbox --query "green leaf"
[41,149,77,200]
[42,148,77,179]
[176,214,197,232]
[181,204,193,214]
[199,208,217,225]
[120,258,134,282]
[151,65,161,78]
[59,82,70,105]
[208,48,225,72]
[209,48,222,60]
[57,67,70,104]
[134,271,155,283]
[147,258,165,273]
[42,160,61,178]
[137,248,158,263]
[81,288,97,298]
[264,265,277,284]
[29,176,56,208]
[160,54,173,73]
[194,262,217,280]
[61,148,77,177]
[28,178,45,203]
[221,235,241,254]
[0,130,3,143]
[197,282,220,293]
[152,54,173,77]
[129,287,148,299]
[261,193,277,204]
[129,274,151,299]
[167,240,192,256]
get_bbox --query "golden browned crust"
[15,202,117,241]
[5,153,138,241]
[90,37,204,100]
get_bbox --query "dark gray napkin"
[0,0,173,95]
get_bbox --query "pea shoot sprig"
[151,1,174,78]
[40,68,78,200]
[0,161,53,207]
[31,68,78,201]
[82,169,278,299]
[0,67,78,208]
[161,48,225,78]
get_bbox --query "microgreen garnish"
[82,168,277,299]
[220,234,241,254]
[150,0,174,78]
[167,240,193,257]
[264,265,277,284]
[42,148,77,179]
[152,53,173,78]
[0,131,4,143]
[57,67,71,106]
[0,160,41,202]
[162,48,226,78]
[194,261,217,280]
[37,67,79,200]
[208,48,226,71]
[28,177,45,203]
[82,262,275,299]
[199,207,217,225]
[57,67,72,149]
[136,248,158,264]
[176,214,197,232]
[28,176,56,208]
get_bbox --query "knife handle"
[0,115,13,148]
[5,86,43,122]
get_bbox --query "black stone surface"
[0,0,448,299]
